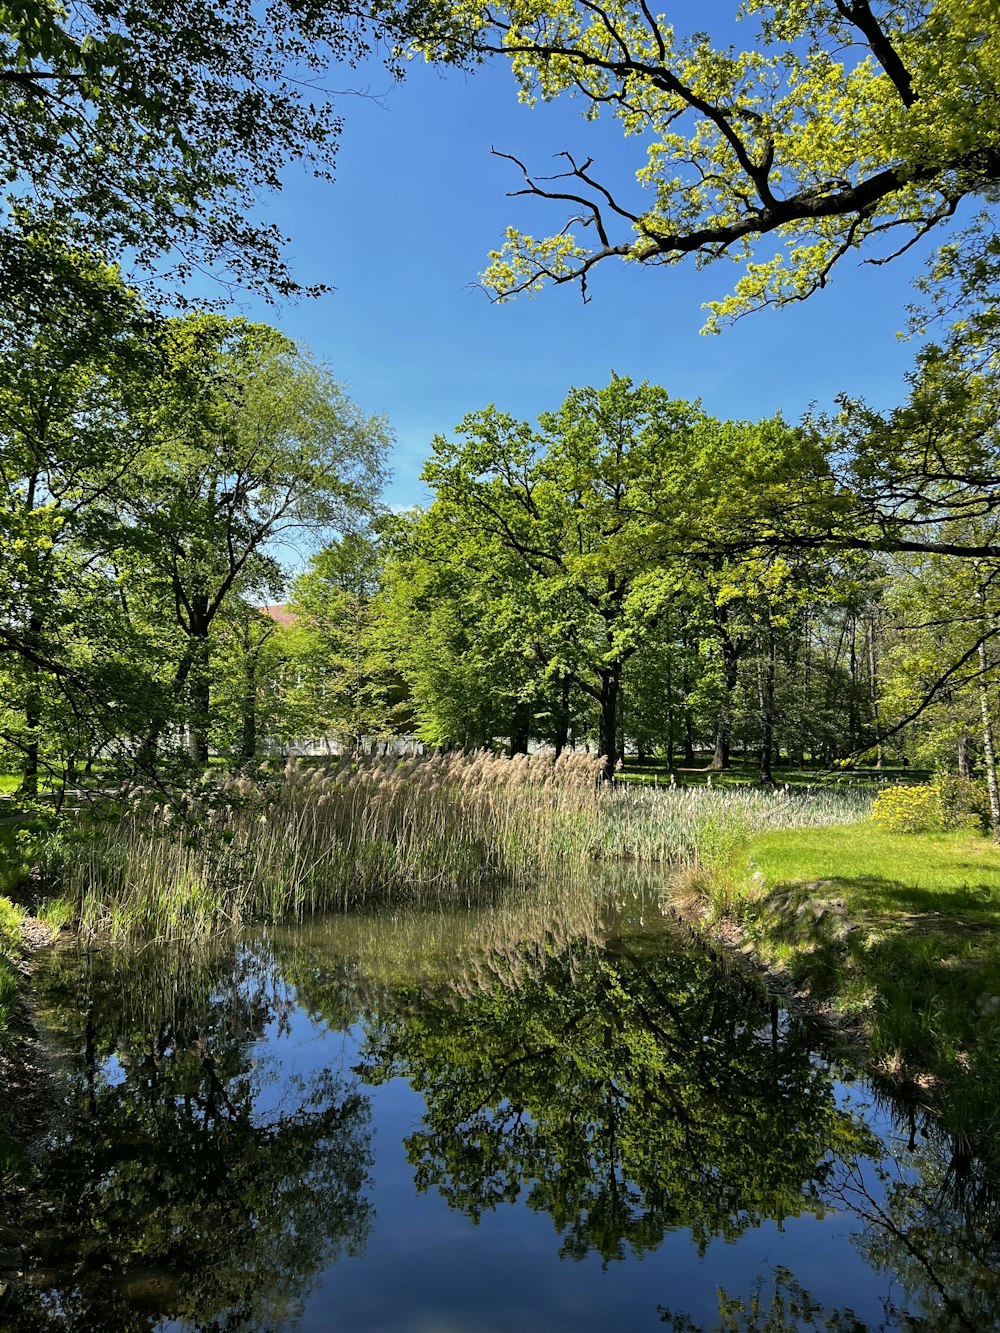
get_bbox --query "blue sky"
[221,38,971,512]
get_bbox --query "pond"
[11,879,1000,1331]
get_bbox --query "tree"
[416,0,1000,325]
[421,377,705,764]
[283,533,406,755]
[209,597,289,762]
[374,505,574,751]
[123,314,391,767]
[0,236,161,791]
[0,0,411,298]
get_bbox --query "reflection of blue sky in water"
[23,897,1000,1333]
[284,1029,892,1333]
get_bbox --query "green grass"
[0,895,25,1052]
[0,896,26,1176]
[719,822,1000,1152]
[0,825,32,895]
[745,824,1000,905]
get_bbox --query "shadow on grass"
[744,875,1000,1114]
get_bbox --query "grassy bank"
[700,821,1000,1148]
[0,896,24,1042]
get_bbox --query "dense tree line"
[0,252,389,792]
[6,327,1000,792]
[2,0,1000,796]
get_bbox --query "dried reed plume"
[65,750,606,939]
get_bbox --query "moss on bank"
[699,823,1000,1152]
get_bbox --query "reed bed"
[600,779,874,866]
[62,752,873,941]
[65,751,604,938]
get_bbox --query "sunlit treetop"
[412,0,1000,327]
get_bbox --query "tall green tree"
[421,377,705,763]
[374,505,569,751]
[0,239,157,791]
[123,314,391,767]
[209,597,289,763]
[283,533,406,755]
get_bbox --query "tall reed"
[62,755,872,941]
[65,751,604,938]
[601,780,874,866]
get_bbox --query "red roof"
[261,603,297,628]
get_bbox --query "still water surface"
[13,882,1000,1330]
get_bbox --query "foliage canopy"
[414,0,1000,325]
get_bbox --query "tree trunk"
[977,660,1000,838]
[553,676,571,758]
[182,583,214,767]
[238,649,257,762]
[679,632,696,763]
[508,701,530,756]
[867,614,883,769]
[785,619,804,767]
[19,615,42,797]
[187,637,211,766]
[665,646,675,771]
[848,615,859,753]
[797,613,810,766]
[958,733,972,779]
[616,682,626,767]
[597,669,620,779]
[709,631,741,773]
[758,616,777,787]
[19,690,40,797]
[976,579,1000,838]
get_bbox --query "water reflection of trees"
[844,1131,1000,1333]
[15,902,1000,1331]
[355,932,877,1262]
[17,941,373,1331]
[658,1129,1000,1332]
[658,1265,879,1331]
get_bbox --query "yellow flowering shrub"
[871,784,945,833]
[871,779,985,834]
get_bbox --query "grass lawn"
[727,822,1000,1143]
[745,823,1000,907]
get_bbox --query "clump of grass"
[0,895,26,1059]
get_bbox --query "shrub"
[871,778,985,834]
[935,773,991,833]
